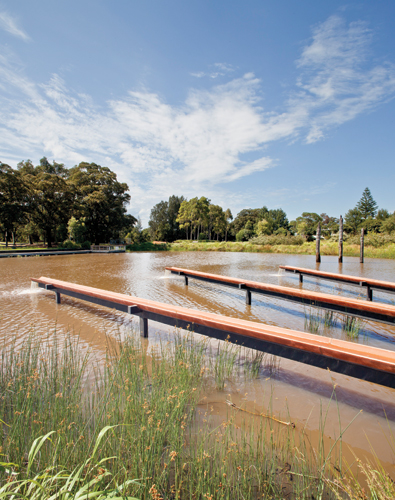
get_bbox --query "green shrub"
[60,239,81,249]
[346,233,395,247]
[236,229,251,241]
[250,234,305,245]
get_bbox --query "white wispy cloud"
[191,62,235,79]
[0,11,29,41]
[0,15,395,221]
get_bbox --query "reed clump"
[0,330,390,498]
[304,307,365,339]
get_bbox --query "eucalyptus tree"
[149,195,185,241]
[208,204,226,240]
[16,157,73,248]
[69,162,132,244]
[293,212,322,240]
[0,163,28,246]
[149,200,170,241]
[224,208,233,241]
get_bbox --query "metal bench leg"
[140,317,148,338]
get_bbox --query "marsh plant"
[0,329,391,498]
[342,316,365,339]
[304,307,365,340]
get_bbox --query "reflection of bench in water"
[165,266,395,327]
[90,244,126,253]
[32,276,395,389]
[279,265,395,301]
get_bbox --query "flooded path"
[1,251,395,471]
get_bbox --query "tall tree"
[69,162,132,244]
[0,163,27,246]
[294,212,322,240]
[149,200,170,241]
[224,208,233,241]
[167,195,185,240]
[231,209,262,235]
[177,199,193,240]
[344,207,363,234]
[208,204,225,240]
[18,157,72,248]
[356,188,378,220]
[149,195,185,242]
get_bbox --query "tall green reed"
[0,328,389,499]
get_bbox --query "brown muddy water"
[1,251,395,474]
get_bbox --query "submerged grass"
[342,316,365,339]
[0,329,391,498]
[304,307,365,339]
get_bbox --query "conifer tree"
[356,187,378,220]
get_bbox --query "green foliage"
[231,208,263,235]
[344,187,380,234]
[17,157,73,248]
[250,233,305,245]
[236,228,251,241]
[260,206,290,234]
[68,216,86,243]
[377,208,390,221]
[381,213,395,234]
[361,216,382,233]
[68,162,134,245]
[0,163,28,246]
[61,239,82,249]
[293,212,322,240]
[344,207,363,234]
[126,241,168,251]
[356,187,378,219]
[320,213,339,236]
[149,200,170,240]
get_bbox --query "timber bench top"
[165,267,395,318]
[279,265,395,291]
[32,276,395,375]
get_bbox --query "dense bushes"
[249,233,306,245]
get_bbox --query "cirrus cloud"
[0,15,395,221]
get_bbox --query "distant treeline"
[2,158,394,250]
[147,188,395,243]
[0,158,135,247]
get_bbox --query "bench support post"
[140,316,148,338]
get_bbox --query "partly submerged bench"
[32,276,395,389]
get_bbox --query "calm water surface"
[1,251,395,469]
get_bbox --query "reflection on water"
[1,251,395,469]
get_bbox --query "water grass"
[342,316,365,339]
[304,307,364,339]
[0,329,391,498]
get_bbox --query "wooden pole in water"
[338,215,343,263]
[316,223,321,263]
[360,228,364,264]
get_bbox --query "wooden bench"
[32,276,395,389]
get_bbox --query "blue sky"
[1,1,395,225]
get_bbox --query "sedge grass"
[0,329,392,498]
